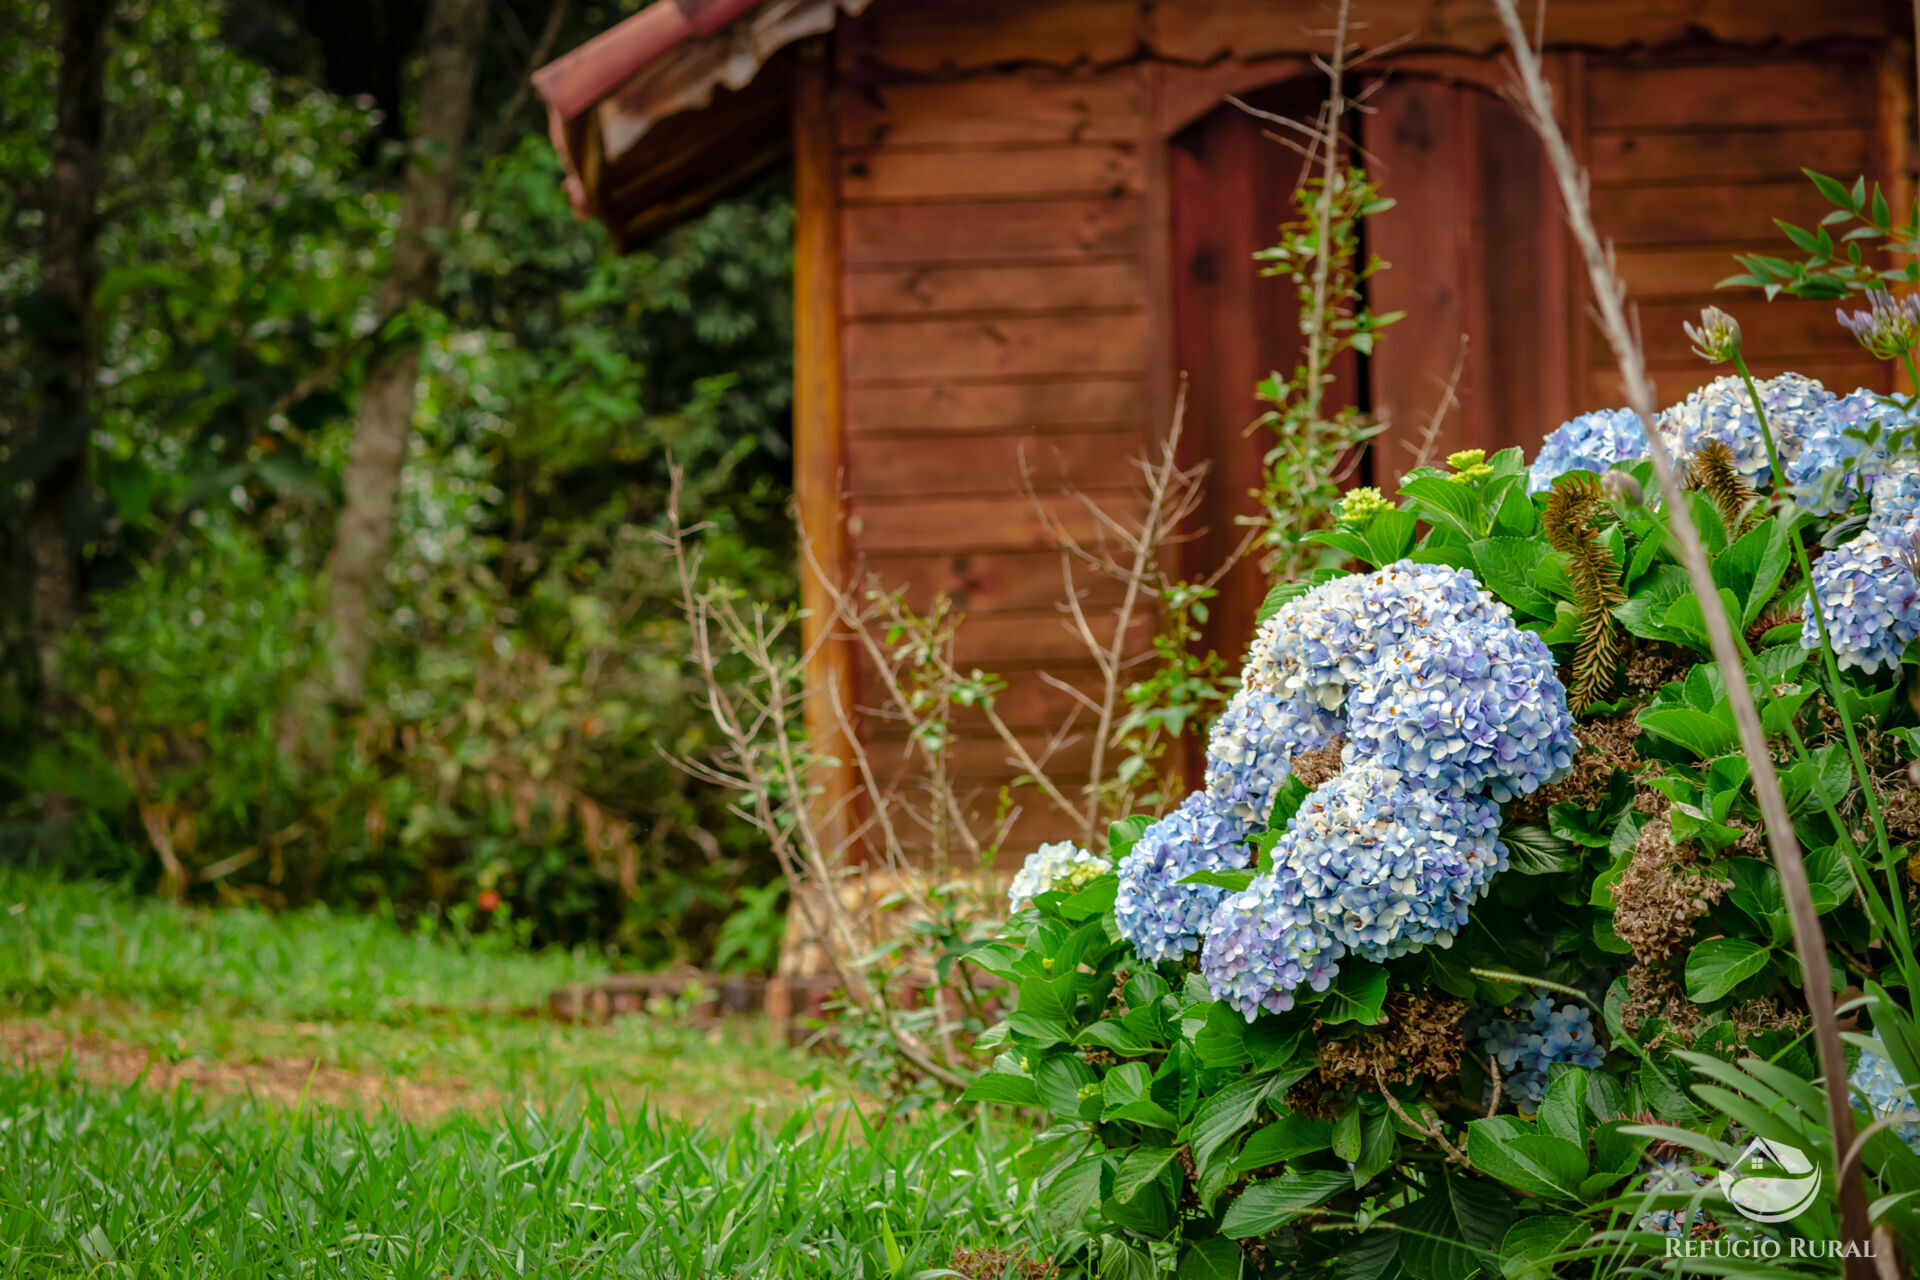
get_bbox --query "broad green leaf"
[1180,869,1258,892]
[1232,1113,1334,1170]
[1076,1018,1155,1057]
[1466,1120,1586,1198]
[1039,1150,1105,1233]
[1177,1237,1244,1280]
[1685,937,1772,1003]
[1035,1053,1099,1116]
[1219,1170,1350,1238]
[1401,475,1483,539]
[1059,875,1119,920]
[1189,1074,1277,1173]
[1389,1170,1516,1280]
[1636,706,1739,759]
[1498,1215,1588,1279]
[1470,538,1555,619]
[1330,1229,1400,1280]
[1537,1069,1588,1146]
[960,1072,1037,1105]
[1112,1144,1176,1204]
[1500,825,1580,875]
[1317,965,1389,1026]
[1109,815,1153,859]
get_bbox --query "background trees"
[1,0,797,965]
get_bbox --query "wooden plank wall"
[831,50,1155,852]
[1584,50,1895,403]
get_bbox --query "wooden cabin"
[535,0,1916,855]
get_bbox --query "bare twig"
[1491,5,1873,1270]
[1374,1066,1471,1167]
[1404,336,1468,473]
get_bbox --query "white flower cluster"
[1006,841,1111,911]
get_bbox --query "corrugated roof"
[533,0,874,246]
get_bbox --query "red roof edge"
[531,0,762,124]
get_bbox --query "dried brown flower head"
[1610,820,1726,962]
[1288,738,1346,789]
[948,1246,1059,1280]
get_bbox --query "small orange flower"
[477,889,502,913]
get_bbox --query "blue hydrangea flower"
[1207,562,1492,819]
[1800,532,1920,673]
[1207,563,1525,819]
[1657,373,1831,487]
[1783,389,1909,516]
[1200,765,1505,1019]
[1007,841,1110,910]
[1480,997,1606,1108]
[1850,1032,1920,1153]
[1868,457,1920,539]
[1114,792,1254,963]
[1638,1158,1717,1240]
[1199,872,1342,1020]
[1527,408,1648,494]
[1203,683,1339,825]
[1344,622,1577,801]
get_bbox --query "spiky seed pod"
[1543,474,1628,712]
[1686,439,1757,534]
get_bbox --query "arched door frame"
[1142,51,1582,440]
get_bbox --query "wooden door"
[1169,78,1359,673]
[1362,76,1572,491]
[1169,75,1570,651]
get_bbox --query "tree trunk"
[321,0,488,705]
[31,0,111,807]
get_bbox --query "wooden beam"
[793,39,858,855]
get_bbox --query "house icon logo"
[1717,1138,1823,1223]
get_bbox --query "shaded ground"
[1,1021,491,1118]
[1,1002,839,1123]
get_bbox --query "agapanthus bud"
[1836,290,1920,361]
[1683,306,1742,364]
[1337,486,1390,527]
[1600,469,1644,507]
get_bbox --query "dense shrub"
[968,379,1920,1276]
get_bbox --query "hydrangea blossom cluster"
[1204,562,1542,822]
[1784,388,1905,515]
[1181,562,1576,1019]
[1656,372,1833,487]
[1479,997,1606,1108]
[1868,457,1920,538]
[1799,532,1920,674]
[1200,767,1507,1018]
[1346,625,1577,802]
[1007,841,1110,911]
[1850,1033,1920,1153]
[1114,793,1254,963]
[1525,408,1647,495]
[1638,1158,1716,1240]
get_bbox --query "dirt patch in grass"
[0,1022,496,1121]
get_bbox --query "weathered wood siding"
[1582,51,1897,404]
[831,46,1155,848]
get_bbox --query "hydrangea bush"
[968,365,1920,1276]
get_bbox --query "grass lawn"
[0,874,1042,1277]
